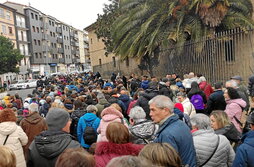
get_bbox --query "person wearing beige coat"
[0,109,28,167]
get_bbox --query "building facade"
[0,3,17,83]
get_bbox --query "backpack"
[83,119,97,145]
[190,94,204,110]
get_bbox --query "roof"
[0,3,16,12]
[84,22,97,32]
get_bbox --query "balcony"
[74,34,78,39]
[76,50,80,55]
[56,27,62,33]
[59,58,65,63]
[71,50,76,55]
[58,48,64,53]
[70,41,75,46]
[70,31,74,37]
[42,46,51,52]
[42,34,49,40]
[57,37,63,43]
[74,42,79,47]
[73,58,80,63]
[84,44,89,49]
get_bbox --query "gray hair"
[225,80,238,88]
[148,95,174,112]
[129,106,146,120]
[86,105,98,113]
[97,92,105,100]
[176,92,186,97]
[29,103,39,112]
[190,114,211,130]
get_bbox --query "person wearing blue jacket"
[77,105,100,148]
[232,112,254,167]
[149,95,196,167]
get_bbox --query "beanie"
[46,108,70,131]
[174,103,184,113]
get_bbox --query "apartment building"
[0,3,17,83]
[4,1,87,77]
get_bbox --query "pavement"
[6,88,34,101]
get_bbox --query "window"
[64,35,66,40]
[31,13,34,19]
[22,45,25,55]
[99,59,102,67]
[50,31,52,36]
[90,38,93,44]
[32,26,35,32]
[34,39,37,45]
[0,8,4,18]
[35,53,38,58]
[52,22,54,26]
[24,58,26,65]
[113,57,116,67]
[49,20,51,25]
[55,54,58,59]
[6,12,11,20]
[63,26,65,30]
[68,46,69,50]
[39,53,42,58]
[35,14,38,20]
[8,27,13,34]
[36,27,39,33]
[53,32,55,37]
[67,36,68,40]
[2,25,6,34]
[66,27,68,31]
[225,40,235,62]
[51,42,54,47]
[21,31,24,41]
[38,40,41,46]
[54,43,57,48]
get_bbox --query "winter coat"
[94,141,144,167]
[237,88,250,111]
[141,80,149,90]
[232,130,254,167]
[173,108,192,129]
[27,131,81,167]
[159,84,173,100]
[225,98,246,133]
[77,113,100,148]
[97,107,128,142]
[181,98,196,117]
[154,114,196,167]
[70,109,87,138]
[126,100,137,116]
[20,112,47,160]
[95,98,110,118]
[215,123,241,144]
[187,91,207,105]
[0,122,28,167]
[192,129,235,167]
[129,119,159,144]
[206,90,226,115]
[248,75,254,97]
[199,81,214,99]
[135,89,158,120]
[118,94,131,114]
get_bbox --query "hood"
[129,120,158,139]
[226,99,246,108]
[95,141,143,156]
[34,131,73,159]
[142,91,158,100]
[101,107,123,118]
[0,122,17,135]
[199,81,207,89]
[192,129,214,136]
[242,130,254,147]
[83,113,98,122]
[215,124,241,142]
[118,94,130,102]
[64,103,73,110]
[24,112,43,124]
[173,108,184,120]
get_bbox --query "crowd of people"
[0,71,254,167]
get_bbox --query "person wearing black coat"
[158,82,173,100]
[206,82,226,115]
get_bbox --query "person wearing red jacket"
[198,76,214,99]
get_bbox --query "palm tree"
[109,0,254,75]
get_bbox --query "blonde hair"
[0,146,16,167]
[139,143,181,167]
[210,110,231,129]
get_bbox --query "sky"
[0,0,110,30]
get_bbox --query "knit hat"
[174,103,184,113]
[46,108,70,131]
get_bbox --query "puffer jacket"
[97,107,128,142]
[129,119,158,144]
[192,129,235,167]
[27,131,81,167]
[181,98,196,117]
[70,109,87,138]
[215,123,241,144]
[232,130,254,167]
[225,98,246,133]
[20,112,47,160]
[0,122,28,167]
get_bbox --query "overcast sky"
[0,0,110,30]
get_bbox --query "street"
[7,88,34,100]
